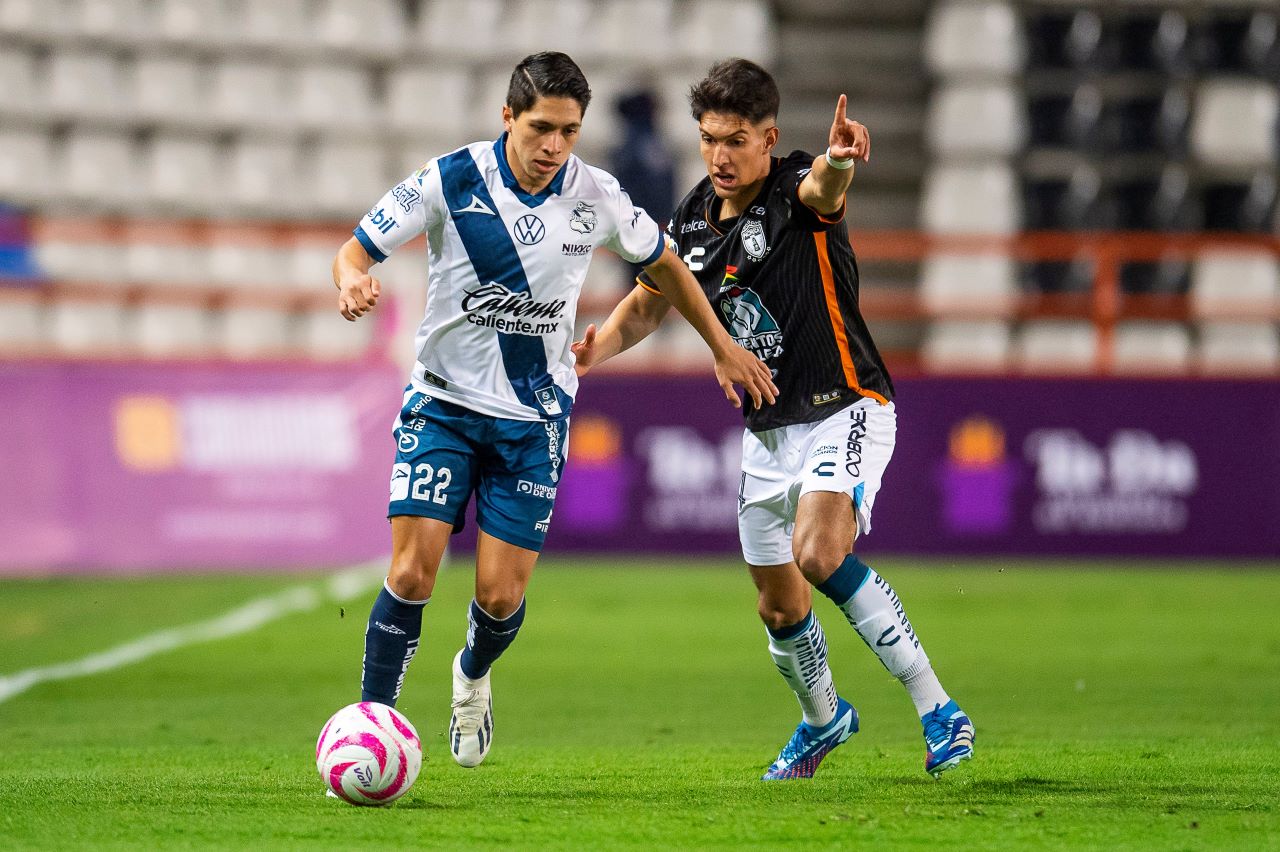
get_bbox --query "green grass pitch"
[1,558,1278,849]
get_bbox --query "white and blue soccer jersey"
[354,134,665,421]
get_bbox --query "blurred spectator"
[609,90,676,284]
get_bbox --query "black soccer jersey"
[638,150,894,432]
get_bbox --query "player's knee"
[386,556,435,602]
[757,598,808,632]
[474,587,523,620]
[792,538,846,585]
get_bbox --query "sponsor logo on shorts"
[389,462,411,501]
[398,432,419,453]
[545,421,564,482]
[845,408,868,477]
[518,480,558,499]
[409,394,432,414]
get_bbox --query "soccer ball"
[316,702,422,806]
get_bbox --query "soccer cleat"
[922,699,974,777]
[762,697,859,780]
[449,650,493,768]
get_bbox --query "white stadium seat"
[313,0,403,55]
[921,320,1012,372]
[286,237,342,291]
[0,0,69,38]
[123,223,209,287]
[0,291,45,351]
[47,51,124,120]
[924,0,1026,77]
[1016,320,1097,373]
[1112,322,1192,374]
[920,253,1019,316]
[59,131,140,209]
[1198,322,1280,374]
[1191,251,1279,318]
[224,139,300,214]
[308,142,391,216]
[33,236,128,285]
[418,0,505,56]
[207,226,287,288]
[299,306,374,361]
[386,68,471,139]
[49,299,127,355]
[214,304,295,359]
[1191,81,1279,168]
[678,0,772,64]
[593,0,676,62]
[143,136,222,212]
[922,163,1021,234]
[0,48,35,117]
[502,0,597,58]
[70,0,147,41]
[294,64,376,130]
[134,303,214,357]
[153,0,228,47]
[227,0,311,51]
[130,56,206,124]
[927,83,1028,158]
[211,60,289,128]
[0,129,51,204]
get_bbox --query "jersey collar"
[493,133,567,208]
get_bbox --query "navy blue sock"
[765,610,814,642]
[360,583,427,706]
[815,554,872,607]
[459,598,526,679]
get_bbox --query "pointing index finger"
[834,93,847,126]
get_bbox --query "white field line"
[0,563,386,705]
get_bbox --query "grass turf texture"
[1,559,1278,850]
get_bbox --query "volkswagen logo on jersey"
[741,218,768,260]
[514,214,546,245]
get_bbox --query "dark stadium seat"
[1198,10,1280,77]
[1023,170,1117,231]
[1113,89,1191,156]
[1118,11,1194,75]
[1023,257,1095,294]
[1120,259,1191,296]
[1027,9,1116,71]
[1202,173,1278,233]
[1112,168,1202,232]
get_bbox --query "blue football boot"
[922,699,974,777]
[762,697,859,780]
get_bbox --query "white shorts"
[738,398,897,566]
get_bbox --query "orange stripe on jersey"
[814,232,889,406]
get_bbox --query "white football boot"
[449,650,493,767]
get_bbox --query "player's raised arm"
[332,237,382,322]
[798,94,870,216]
[571,283,671,376]
[642,248,779,409]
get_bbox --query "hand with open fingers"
[828,94,870,164]
[338,273,381,321]
[714,344,780,410]
[571,323,598,377]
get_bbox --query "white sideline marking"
[0,563,386,705]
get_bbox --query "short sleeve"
[353,162,444,262]
[635,224,677,295]
[603,186,664,267]
[775,152,846,232]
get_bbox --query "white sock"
[767,612,839,728]
[836,567,950,715]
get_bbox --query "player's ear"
[501,105,514,132]
[763,124,779,153]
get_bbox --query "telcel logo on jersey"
[717,267,784,360]
[461,283,567,335]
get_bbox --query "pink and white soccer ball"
[316,702,422,806]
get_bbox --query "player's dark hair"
[506,52,592,118]
[689,58,780,124]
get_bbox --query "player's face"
[698,112,778,202]
[502,96,584,194]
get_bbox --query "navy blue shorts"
[387,387,568,552]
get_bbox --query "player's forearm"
[589,287,669,367]
[799,156,854,215]
[645,253,736,358]
[332,238,373,288]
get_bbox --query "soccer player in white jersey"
[331,52,777,768]
[573,59,974,779]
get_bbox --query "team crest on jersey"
[717,267,784,360]
[569,201,597,234]
[741,219,767,260]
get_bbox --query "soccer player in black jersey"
[574,59,974,779]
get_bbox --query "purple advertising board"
[2,364,1277,573]
[544,375,1280,560]
[0,361,404,573]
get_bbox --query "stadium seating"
[0,130,51,206]
[1191,251,1279,318]
[1199,322,1280,374]
[1016,320,1097,373]
[923,0,1025,76]
[921,320,1012,373]
[1191,80,1278,167]
[1112,321,1193,374]
[48,298,128,355]
[134,302,215,357]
